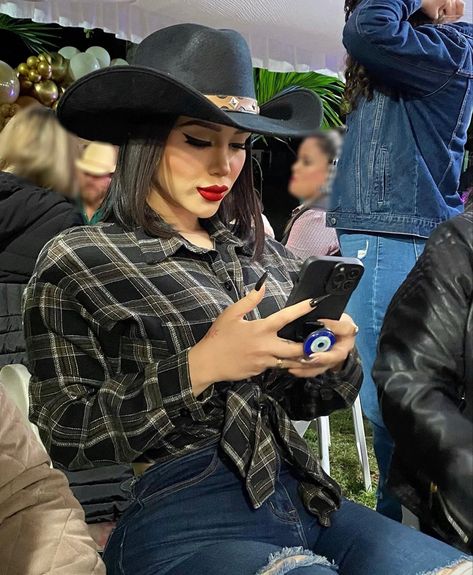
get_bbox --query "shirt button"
[224,280,233,291]
[329,217,337,225]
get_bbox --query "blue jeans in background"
[338,232,426,521]
[103,444,468,575]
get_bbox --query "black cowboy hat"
[57,24,323,144]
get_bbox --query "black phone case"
[278,256,364,342]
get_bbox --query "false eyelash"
[183,133,211,147]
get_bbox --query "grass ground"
[304,409,379,509]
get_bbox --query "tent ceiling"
[0,0,349,72]
[1,1,471,72]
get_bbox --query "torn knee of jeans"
[255,546,338,575]
[419,557,473,575]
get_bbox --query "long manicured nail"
[301,354,320,364]
[254,271,268,292]
[309,294,330,308]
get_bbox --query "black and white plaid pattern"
[23,217,362,523]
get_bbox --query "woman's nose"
[209,148,231,176]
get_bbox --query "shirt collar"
[134,216,253,265]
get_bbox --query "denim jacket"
[328,0,473,238]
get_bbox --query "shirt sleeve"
[0,387,106,575]
[270,351,363,421]
[23,277,213,469]
[344,0,470,96]
[285,210,340,260]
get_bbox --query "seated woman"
[282,131,341,259]
[373,194,473,553]
[23,24,471,575]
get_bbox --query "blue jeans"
[103,445,468,575]
[338,232,426,521]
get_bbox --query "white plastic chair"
[293,396,372,491]
[0,363,42,443]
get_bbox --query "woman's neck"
[148,187,203,234]
[302,188,324,205]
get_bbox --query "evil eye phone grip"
[303,328,336,357]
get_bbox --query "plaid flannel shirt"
[23,217,362,526]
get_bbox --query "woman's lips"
[197,185,228,202]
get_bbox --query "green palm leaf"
[0,14,60,54]
[254,68,345,129]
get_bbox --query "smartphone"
[277,256,364,342]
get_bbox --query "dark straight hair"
[101,117,265,259]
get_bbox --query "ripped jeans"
[103,444,470,575]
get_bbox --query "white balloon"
[69,52,100,81]
[110,58,129,66]
[86,46,111,68]
[58,46,80,60]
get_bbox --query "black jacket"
[373,211,473,551]
[0,171,81,366]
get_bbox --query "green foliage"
[305,409,378,509]
[254,68,345,129]
[0,14,60,54]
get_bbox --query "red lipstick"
[197,185,228,202]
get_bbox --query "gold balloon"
[37,61,52,80]
[0,60,20,104]
[27,69,41,83]
[17,63,29,77]
[26,55,39,68]
[49,52,68,82]
[19,78,33,93]
[38,52,52,64]
[33,79,58,106]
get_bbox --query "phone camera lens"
[348,268,361,279]
[343,280,354,291]
[333,273,345,285]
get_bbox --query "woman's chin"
[192,203,221,219]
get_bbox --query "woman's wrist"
[188,342,219,397]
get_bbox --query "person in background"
[373,194,473,552]
[0,106,81,367]
[76,141,117,224]
[0,385,105,574]
[328,0,473,520]
[282,131,341,259]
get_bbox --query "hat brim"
[57,66,323,145]
[75,158,115,176]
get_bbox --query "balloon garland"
[0,45,128,130]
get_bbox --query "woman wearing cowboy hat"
[23,24,471,575]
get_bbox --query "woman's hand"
[285,313,358,379]
[421,0,464,22]
[189,283,317,396]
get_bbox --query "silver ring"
[352,324,359,335]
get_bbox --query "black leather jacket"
[373,210,472,551]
